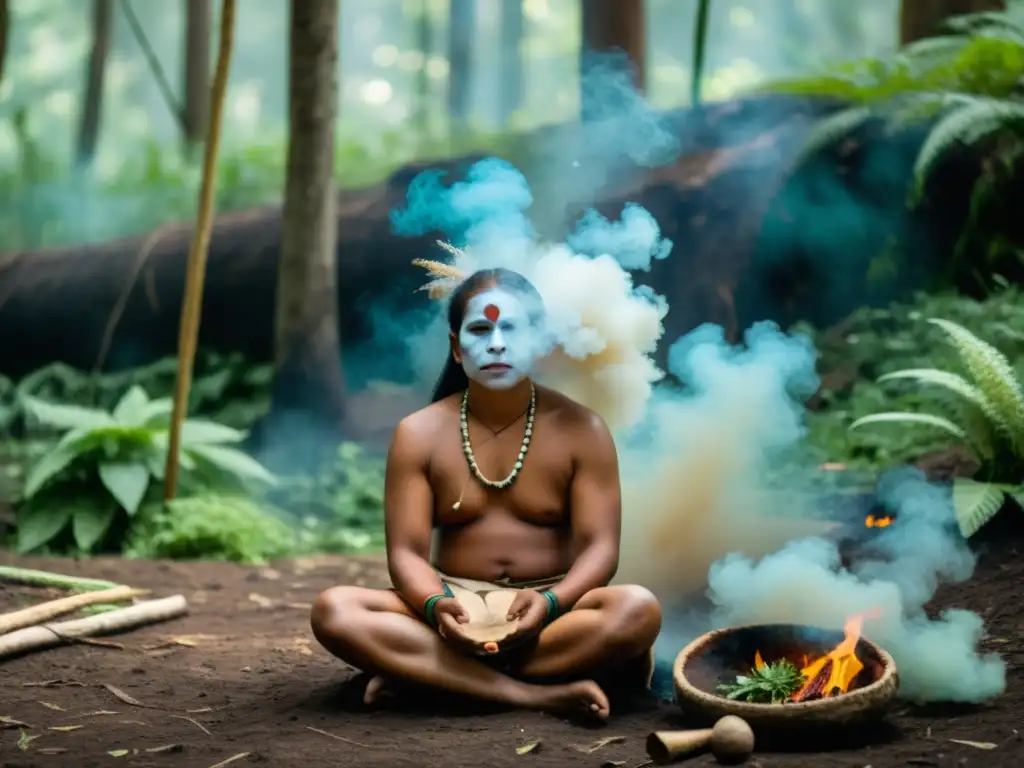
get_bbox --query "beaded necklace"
[459,383,536,489]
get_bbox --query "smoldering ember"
[1,3,1022,767]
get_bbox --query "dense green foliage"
[0,358,386,564]
[762,8,1024,288]
[801,288,1024,468]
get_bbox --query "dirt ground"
[1,526,1022,768]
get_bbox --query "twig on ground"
[304,725,372,747]
[0,586,148,634]
[207,753,252,768]
[0,595,189,661]
[171,714,212,735]
[102,683,160,709]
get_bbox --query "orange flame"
[864,514,893,528]
[752,610,883,703]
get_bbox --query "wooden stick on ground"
[0,565,120,591]
[0,595,189,661]
[0,585,149,635]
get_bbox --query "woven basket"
[673,623,899,729]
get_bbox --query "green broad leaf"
[187,444,277,486]
[72,504,118,552]
[112,385,151,425]
[952,478,1007,539]
[98,462,151,516]
[149,433,197,472]
[22,428,96,497]
[20,395,115,431]
[16,505,72,553]
[848,411,966,438]
[145,450,167,480]
[137,397,174,426]
[181,419,248,445]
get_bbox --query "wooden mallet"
[646,715,755,765]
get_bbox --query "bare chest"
[429,424,573,527]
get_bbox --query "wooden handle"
[646,728,714,764]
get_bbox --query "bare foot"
[363,675,392,706]
[531,680,610,719]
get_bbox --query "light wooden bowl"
[673,623,899,730]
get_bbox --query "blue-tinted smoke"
[381,54,1005,706]
[390,158,535,253]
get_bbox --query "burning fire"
[754,611,880,702]
[864,513,893,528]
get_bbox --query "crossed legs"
[310,584,662,718]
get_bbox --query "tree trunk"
[265,0,346,464]
[0,0,9,90]
[498,0,523,126]
[183,0,212,150]
[76,0,114,167]
[899,0,1006,45]
[580,0,645,120]
[413,0,432,141]
[448,0,475,133]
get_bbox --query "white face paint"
[457,288,543,390]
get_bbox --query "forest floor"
[0,527,1022,768]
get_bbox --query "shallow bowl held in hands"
[673,623,899,730]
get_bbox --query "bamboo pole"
[163,0,237,501]
[0,565,121,592]
[0,595,189,660]
[0,585,148,635]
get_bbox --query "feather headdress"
[411,241,470,300]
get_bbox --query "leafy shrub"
[760,9,1024,281]
[126,495,294,565]
[15,385,276,554]
[848,317,1024,536]
[270,442,385,554]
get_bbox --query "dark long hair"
[430,268,544,403]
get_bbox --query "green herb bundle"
[716,659,806,704]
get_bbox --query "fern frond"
[790,107,872,170]
[928,318,1024,450]
[848,412,966,439]
[877,368,999,456]
[941,11,1024,44]
[951,478,1007,538]
[750,74,868,101]
[877,368,994,411]
[900,36,972,71]
[911,100,1024,200]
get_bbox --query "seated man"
[310,266,662,719]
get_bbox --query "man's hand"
[433,597,482,653]
[505,590,550,638]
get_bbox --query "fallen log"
[0,594,189,660]
[0,94,844,382]
[0,90,1002,395]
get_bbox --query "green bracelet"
[423,593,446,628]
[539,590,560,625]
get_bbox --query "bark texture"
[76,0,113,166]
[899,0,1006,45]
[183,0,212,148]
[581,0,646,115]
[267,0,346,454]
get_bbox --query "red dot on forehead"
[484,304,500,322]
